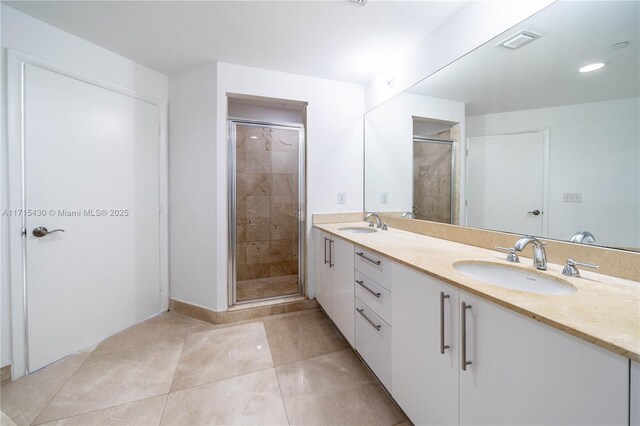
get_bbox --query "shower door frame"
[227,118,306,307]
[412,136,456,224]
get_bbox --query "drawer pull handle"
[356,280,381,298]
[356,251,381,265]
[461,301,472,371]
[323,237,329,265]
[329,239,334,268]
[440,292,450,354]
[356,308,381,331]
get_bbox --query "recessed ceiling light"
[249,136,258,139]
[578,63,605,73]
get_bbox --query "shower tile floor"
[236,275,299,301]
[0,309,407,426]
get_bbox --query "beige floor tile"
[39,395,167,426]
[96,312,214,351]
[276,349,403,426]
[171,322,273,391]
[0,350,91,426]
[34,337,183,424]
[161,368,288,426]
[263,310,348,366]
[1,411,17,426]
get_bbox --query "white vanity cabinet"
[314,229,332,314]
[392,263,460,426]
[631,360,639,426]
[354,246,393,390]
[458,290,629,426]
[392,264,629,426]
[313,229,355,345]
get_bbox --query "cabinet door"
[392,264,459,426]
[355,298,391,389]
[459,291,629,426]
[330,236,355,345]
[630,360,638,426]
[313,229,331,315]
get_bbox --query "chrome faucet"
[570,231,596,244]
[364,212,383,229]
[513,236,547,270]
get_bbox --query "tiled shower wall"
[235,125,299,285]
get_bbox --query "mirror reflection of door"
[413,138,453,223]
[412,118,460,224]
[466,131,548,237]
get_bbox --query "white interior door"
[24,64,161,372]
[466,132,547,236]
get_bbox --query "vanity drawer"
[355,298,391,390]
[355,271,391,325]
[354,247,392,291]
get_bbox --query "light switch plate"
[380,192,389,204]
[337,192,347,204]
[563,193,582,203]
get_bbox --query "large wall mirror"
[364,1,639,251]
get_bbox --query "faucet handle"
[495,246,520,263]
[562,258,599,277]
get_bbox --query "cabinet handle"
[355,251,381,265]
[329,239,334,268]
[356,308,381,331]
[440,292,450,354]
[461,301,472,371]
[323,237,329,265]
[356,279,381,298]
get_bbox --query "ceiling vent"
[497,30,541,49]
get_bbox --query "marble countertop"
[314,221,640,362]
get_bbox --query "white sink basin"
[453,261,576,296]
[338,226,378,234]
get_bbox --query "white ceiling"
[407,1,640,115]
[4,0,467,84]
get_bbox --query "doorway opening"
[227,96,307,306]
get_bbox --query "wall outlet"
[337,192,347,204]
[380,192,389,204]
[563,193,582,203]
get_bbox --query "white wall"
[216,62,364,310]
[168,64,218,311]
[227,100,305,124]
[365,0,555,111]
[0,4,168,369]
[167,62,364,311]
[466,98,640,249]
[365,93,465,214]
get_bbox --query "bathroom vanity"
[313,222,638,426]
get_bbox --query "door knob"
[527,210,541,216]
[32,227,65,237]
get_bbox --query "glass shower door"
[229,121,304,304]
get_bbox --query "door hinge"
[21,228,26,237]
[158,124,161,136]
[465,149,469,156]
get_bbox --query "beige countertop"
[314,221,640,362]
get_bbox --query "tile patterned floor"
[236,275,299,301]
[1,309,406,426]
